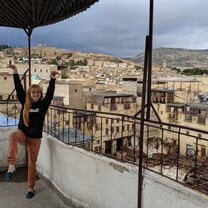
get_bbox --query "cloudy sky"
[1,0,208,58]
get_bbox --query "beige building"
[151,82,208,160]
[84,93,139,155]
[42,79,96,109]
[0,72,16,100]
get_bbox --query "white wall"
[37,134,138,208]
[37,134,208,208]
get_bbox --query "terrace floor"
[0,167,72,208]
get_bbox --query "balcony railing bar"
[176,128,181,181]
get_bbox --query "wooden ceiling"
[0,0,99,29]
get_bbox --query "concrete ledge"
[37,134,138,208]
[37,133,208,208]
[143,170,208,208]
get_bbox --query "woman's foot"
[26,189,35,199]
[4,165,16,181]
[8,165,15,172]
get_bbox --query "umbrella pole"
[24,28,33,86]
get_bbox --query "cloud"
[1,0,208,58]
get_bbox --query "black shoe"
[4,171,15,181]
[26,191,35,199]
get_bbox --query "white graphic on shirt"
[29,108,39,113]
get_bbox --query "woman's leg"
[7,129,27,166]
[26,138,41,191]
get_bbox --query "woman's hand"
[50,70,60,79]
[8,64,18,74]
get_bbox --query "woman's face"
[30,88,41,102]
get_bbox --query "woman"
[5,64,58,199]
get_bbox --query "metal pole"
[138,35,149,208]
[24,28,33,86]
[146,0,154,120]
[138,1,154,207]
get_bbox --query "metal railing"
[1,101,208,195]
[0,100,20,127]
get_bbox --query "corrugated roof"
[0,0,99,29]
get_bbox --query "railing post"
[138,1,154,207]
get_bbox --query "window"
[198,116,206,125]
[184,114,192,122]
[75,89,77,93]
[201,146,206,158]
[105,128,109,135]
[128,137,132,146]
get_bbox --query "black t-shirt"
[14,74,55,138]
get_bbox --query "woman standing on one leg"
[5,64,58,199]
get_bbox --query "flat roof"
[167,102,186,107]
[187,103,208,109]
[95,93,135,98]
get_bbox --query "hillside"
[12,45,131,64]
[130,47,208,69]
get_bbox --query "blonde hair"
[23,84,43,126]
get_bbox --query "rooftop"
[0,167,70,208]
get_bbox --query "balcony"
[0,167,69,208]
[1,101,208,208]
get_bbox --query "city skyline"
[0,0,208,58]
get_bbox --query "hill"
[12,45,131,64]
[130,47,208,69]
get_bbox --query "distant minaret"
[162,59,167,69]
